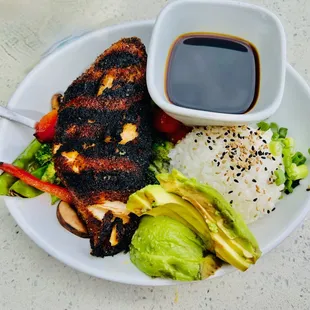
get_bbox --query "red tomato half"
[153,109,182,133]
[34,110,58,143]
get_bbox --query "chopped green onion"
[278,127,288,138]
[270,122,279,133]
[272,132,280,141]
[275,169,286,186]
[285,179,294,194]
[292,152,307,166]
[283,137,295,153]
[286,163,309,181]
[269,140,283,156]
[282,148,292,168]
[257,121,270,131]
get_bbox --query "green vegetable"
[272,132,280,141]
[130,215,221,281]
[147,137,174,184]
[292,152,307,166]
[9,166,47,198]
[308,148,310,155]
[269,141,283,156]
[0,139,42,195]
[274,169,286,186]
[282,137,295,153]
[51,195,60,205]
[41,162,59,184]
[278,127,288,138]
[257,121,270,131]
[270,122,279,133]
[35,144,53,167]
[286,163,308,181]
[285,179,294,194]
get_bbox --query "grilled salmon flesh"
[53,37,152,257]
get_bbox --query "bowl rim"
[146,0,287,123]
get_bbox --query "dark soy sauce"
[166,33,260,114]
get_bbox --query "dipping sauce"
[166,33,260,114]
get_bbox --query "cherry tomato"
[153,109,182,133]
[34,110,58,143]
[167,125,191,144]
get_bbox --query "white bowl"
[147,0,287,126]
[1,20,309,286]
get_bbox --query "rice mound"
[169,125,284,224]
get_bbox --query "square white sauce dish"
[147,0,287,126]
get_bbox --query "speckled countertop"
[1,0,310,309]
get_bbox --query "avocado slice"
[156,169,262,271]
[127,184,212,249]
[130,215,222,281]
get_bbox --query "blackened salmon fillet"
[53,37,152,257]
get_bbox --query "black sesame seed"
[263,139,267,144]
[230,166,234,170]
[264,167,268,171]
[233,133,236,137]
[241,167,245,172]
[224,139,227,142]
[252,179,257,183]
[237,173,241,177]
[230,200,233,204]
[230,139,235,142]
[194,139,198,143]
[212,140,216,144]
[227,130,230,133]
[214,159,217,162]
[217,162,220,167]
[251,146,255,151]
[225,145,230,149]
[267,210,270,214]
[234,179,239,183]
[247,127,251,130]
[261,156,266,159]
[209,146,213,150]
[229,155,234,159]
[272,156,276,161]
[228,190,233,194]
[307,188,310,192]
[249,154,253,158]
[253,198,258,202]
[250,131,253,134]
[237,165,241,169]
[254,132,258,135]
[224,132,228,136]
[258,151,263,156]
[272,207,276,211]
[271,171,274,175]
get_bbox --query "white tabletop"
[1,1,310,309]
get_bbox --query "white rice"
[169,125,284,224]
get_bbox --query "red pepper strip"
[0,162,73,204]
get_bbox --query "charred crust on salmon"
[53,37,152,257]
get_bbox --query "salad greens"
[146,137,174,185]
[258,121,309,194]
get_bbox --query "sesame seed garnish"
[217,162,220,167]
[228,190,233,194]
[237,165,241,169]
[267,210,270,214]
[252,179,257,183]
[230,200,233,204]
[236,172,241,177]
[261,156,266,159]
[234,179,239,183]
[241,167,245,172]
[307,187,310,192]
[230,166,234,170]
[224,139,227,142]
[214,159,217,162]
[272,156,276,161]
[209,146,213,150]
[194,139,198,143]
[253,198,258,202]
[251,146,255,151]
[263,139,267,144]
[230,139,235,142]
[272,207,276,211]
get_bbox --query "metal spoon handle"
[0,106,36,129]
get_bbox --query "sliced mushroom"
[57,201,89,238]
[51,93,63,111]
